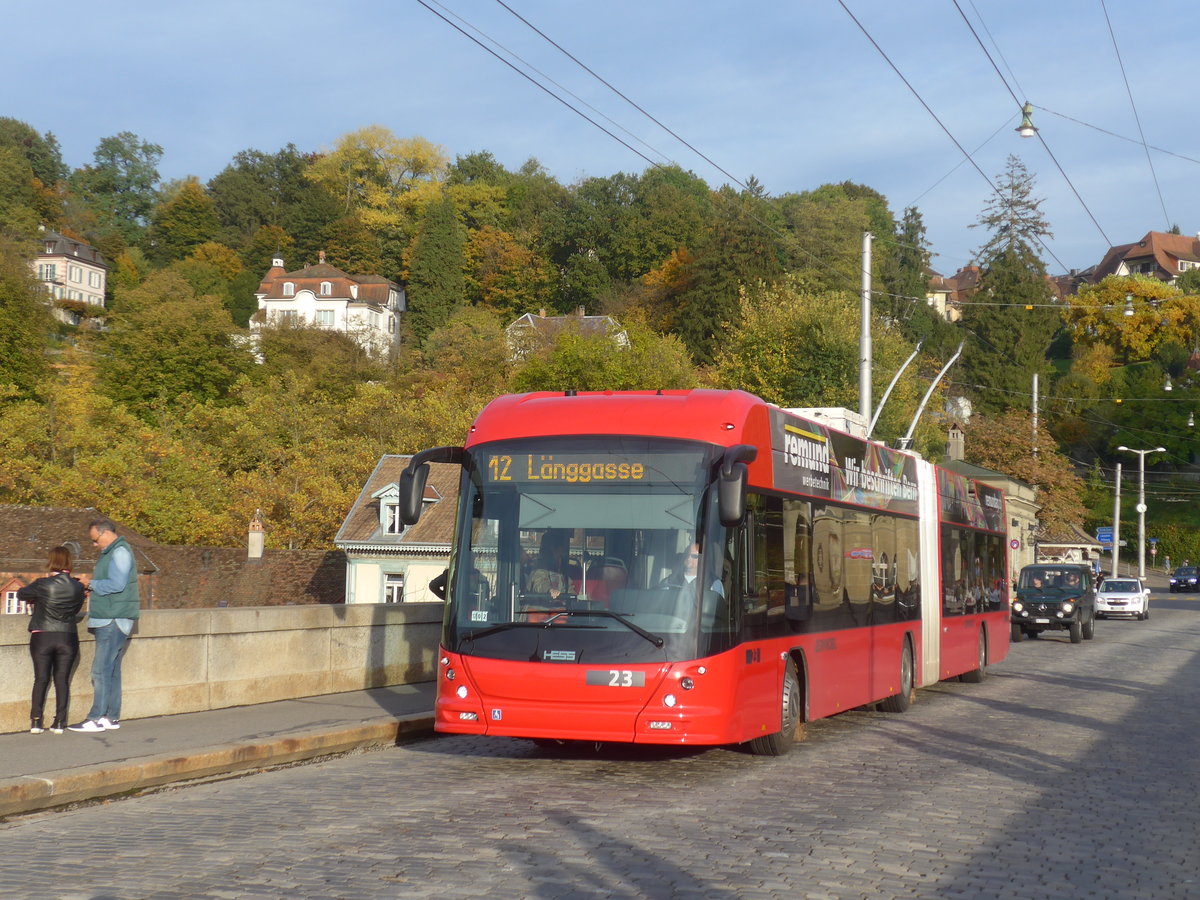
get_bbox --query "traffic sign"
[1096,527,1113,542]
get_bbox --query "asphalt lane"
[2,592,1198,900]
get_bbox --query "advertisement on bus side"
[769,408,920,517]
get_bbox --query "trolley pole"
[859,231,872,423]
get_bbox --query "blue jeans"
[87,623,130,721]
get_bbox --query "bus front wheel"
[749,661,802,756]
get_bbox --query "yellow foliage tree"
[306,126,448,231]
[1061,275,1184,361]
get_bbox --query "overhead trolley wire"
[836,1,1070,274]
[426,0,897,303]
[1099,0,1171,230]
[1033,106,1200,167]
[492,0,753,195]
[950,0,1112,251]
[414,0,660,170]
[423,0,674,168]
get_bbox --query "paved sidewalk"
[0,682,436,819]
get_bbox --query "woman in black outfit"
[19,545,87,734]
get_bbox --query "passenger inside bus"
[585,558,627,606]
[528,529,571,599]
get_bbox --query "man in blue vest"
[69,518,140,733]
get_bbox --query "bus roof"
[465,390,771,448]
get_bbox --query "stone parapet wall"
[0,604,443,733]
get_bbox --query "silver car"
[1096,577,1150,620]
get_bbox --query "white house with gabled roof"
[251,252,404,356]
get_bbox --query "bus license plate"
[586,670,646,687]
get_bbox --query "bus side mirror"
[399,446,465,525]
[717,444,756,527]
[398,465,429,525]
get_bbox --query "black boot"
[30,717,44,734]
[49,717,65,734]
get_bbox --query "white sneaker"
[68,720,106,733]
[97,717,120,730]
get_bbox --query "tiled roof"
[1090,231,1200,282]
[335,455,460,550]
[256,257,400,303]
[143,545,346,608]
[1037,522,1101,546]
[0,505,158,573]
[36,229,108,269]
[0,504,345,608]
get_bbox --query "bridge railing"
[0,603,443,734]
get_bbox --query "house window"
[320,282,332,296]
[315,310,335,326]
[69,265,83,282]
[350,284,358,299]
[276,310,298,324]
[37,264,56,281]
[384,574,405,604]
[4,590,23,615]
[88,271,102,288]
[385,503,404,535]
[68,290,83,300]
[283,282,295,297]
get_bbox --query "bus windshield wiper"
[545,609,665,648]
[463,621,544,642]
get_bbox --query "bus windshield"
[444,436,733,663]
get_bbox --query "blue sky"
[5,0,1198,276]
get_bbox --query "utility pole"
[859,231,872,423]
[1031,373,1039,458]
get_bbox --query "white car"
[1096,578,1150,620]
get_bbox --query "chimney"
[248,510,265,560]
[947,423,965,462]
[538,308,547,318]
[318,250,326,264]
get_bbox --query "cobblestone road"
[3,594,1200,899]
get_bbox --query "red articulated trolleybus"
[399,389,1009,755]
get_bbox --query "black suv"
[1169,566,1199,592]
[1011,564,1096,644]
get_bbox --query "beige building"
[32,228,107,315]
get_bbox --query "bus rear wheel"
[749,661,802,756]
[879,642,914,713]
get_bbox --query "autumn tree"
[94,270,252,418]
[405,194,466,343]
[68,132,162,248]
[675,183,785,365]
[208,144,340,265]
[147,177,221,264]
[0,234,50,400]
[0,118,65,227]
[714,276,938,451]
[0,147,41,236]
[1062,275,1193,362]
[964,408,1086,534]
[306,127,447,231]
[512,315,699,393]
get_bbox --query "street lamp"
[1117,446,1166,578]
